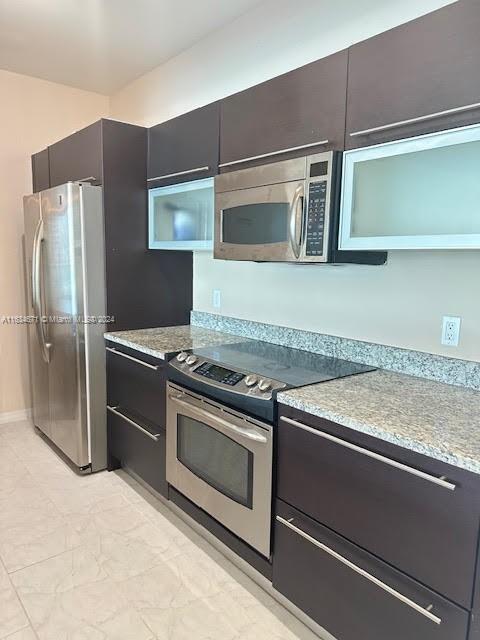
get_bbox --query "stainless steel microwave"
[214,151,386,264]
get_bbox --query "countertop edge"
[277,393,480,476]
[104,334,167,360]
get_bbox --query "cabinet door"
[273,500,469,640]
[48,120,103,187]
[106,342,167,428]
[220,50,347,170]
[107,408,168,497]
[31,149,50,192]
[346,0,480,149]
[277,407,480,609]
[147,102,219,188]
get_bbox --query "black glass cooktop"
[193,340,374,388]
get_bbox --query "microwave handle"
[289,184,304,259]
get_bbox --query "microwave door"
[214,181,304,262]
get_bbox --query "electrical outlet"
[441,316,461,346]
[212,289,221,309]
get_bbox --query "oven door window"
[177,414,254,509]
[222,203,289,245]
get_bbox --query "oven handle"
[168,393,268,443]
[289,183,304,259]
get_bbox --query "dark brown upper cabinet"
[48,120,103,187]
[219,50,348,170]
[147,102,220,188]
[31,149,50,192]
[346,0,480,149]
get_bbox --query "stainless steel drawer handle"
[280,416,456,491]
[107,405,161,441]
[147,166,210,182]
[106,346,161,369]
[218,140,330,168]
[276,516,442,626]
[169,393,268,443]
[349,101,480,137]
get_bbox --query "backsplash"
[191,311,480,390]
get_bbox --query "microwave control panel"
[305,180,327,257]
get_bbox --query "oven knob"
[186,355,198,366]
[245,375,258,387]
[176,352,188,362]
[258,379,272,392]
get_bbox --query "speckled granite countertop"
[104,325,243,360]
[278,370,480,474]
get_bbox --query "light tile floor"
[0,420,319,640]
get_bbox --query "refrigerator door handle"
[32,218,51,363]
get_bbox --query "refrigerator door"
[23,194,50,437]
[41,183,89,467]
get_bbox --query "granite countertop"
[278,369,480,474]
[104,325,243,360]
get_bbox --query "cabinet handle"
[218,140,330,168]
[276,516,442,626]
[147,166,210,182]
[349,101,480,137]
[77,176,98,183]
[280,416,456,491]
[107,405,161,441]
[106,346,161,369]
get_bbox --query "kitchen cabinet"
[147,102,219,188]
[346,0,480,149]
[32,119,193,332]
[276,406,479,609]
[220,50,348,170]
[106,341,168,497]
[274,500,469,640]
[31,149,50,192]
[48,120,103,187]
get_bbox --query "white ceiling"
[0,0,262,94]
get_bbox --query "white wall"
[110,0,480,362]
[0,69,108,415]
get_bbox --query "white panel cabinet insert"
[148,177,213,250]
[339,124,480,250]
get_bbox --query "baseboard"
[0,408,32,425]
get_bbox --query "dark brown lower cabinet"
[273,500,469,640]
[106,342,168,497]
[108,408,167,498]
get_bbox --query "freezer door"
[23,194,50,436]
[41,183,89,467]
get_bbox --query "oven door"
[166,383,273,557]
[214,180,305,261]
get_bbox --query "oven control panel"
[170,352,287,398]
[305,180,327,257]
[193,362,245,386]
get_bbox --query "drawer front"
[277,407,480,608]
[273,500,469,640]
[108,408,167,497]
[106,342,167,428]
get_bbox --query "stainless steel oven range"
[166,340,375,559]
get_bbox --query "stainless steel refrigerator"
[23,182,107,472]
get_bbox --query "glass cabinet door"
[148,177,213,250]
[339,124,480,250]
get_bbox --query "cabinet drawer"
[277,407,480,608]
[106,342,167,428]
[274,500,469,640]
[107,407,167,497]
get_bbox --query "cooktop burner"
[192,340,374,387]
